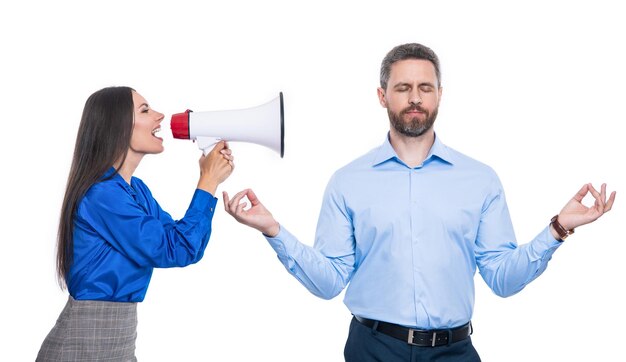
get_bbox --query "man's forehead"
[390,59,436,75]
[389,59,438,85]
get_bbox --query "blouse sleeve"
[77,180,218,268]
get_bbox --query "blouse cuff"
[189,189,219,215]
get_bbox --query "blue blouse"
[68,168,217,302]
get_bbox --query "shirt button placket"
[409,168,423,322]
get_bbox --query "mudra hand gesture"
[553,183,616,235]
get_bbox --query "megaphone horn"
[171,92,284,157]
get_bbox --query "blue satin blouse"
[68,168,217,302]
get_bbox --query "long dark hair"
[57,86,135,288]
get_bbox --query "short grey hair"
[380,43,441,90]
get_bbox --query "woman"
[37,86,233,361]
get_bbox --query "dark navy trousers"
[344,317,481,362]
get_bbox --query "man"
[223,43,616,361]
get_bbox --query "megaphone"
[171,92,284,157]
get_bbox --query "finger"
[595,183,608,211]
[227,194,244,214]
[588,190,606,216]
[235,201,248,215]
[605,191,616,212]
[210,141,226,155]
[594,197,606,214]
[227,192,242,210]
[596,183,606,200]
[247,189,261,206]
[226,190,243,211]
[229,189,250,209]
[572,184,589,202]
[222,191,230,211]
[587,183,601,200]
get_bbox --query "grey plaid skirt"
[37,296,138,362]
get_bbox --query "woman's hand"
[223,188,280,237]
[197,141,234,195]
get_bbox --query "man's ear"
[377,87,387,108]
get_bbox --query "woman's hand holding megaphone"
[197,141,234,196]
[223,188,280,238]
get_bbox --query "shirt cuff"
[189,189,219,215]
[530,225,562,256]
[265,225,300,259]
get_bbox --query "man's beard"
[388,104,438,137]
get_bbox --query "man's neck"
[388,129,435,168]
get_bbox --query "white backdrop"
[1,1,624,361]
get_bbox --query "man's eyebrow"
[393,82,411,88]
[393,81,436,88]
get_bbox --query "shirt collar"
[101,166,136,195]
[371,132,455,168]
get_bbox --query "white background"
[1,1,624,361]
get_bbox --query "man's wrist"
[262,223,280,238]
[550,214,575,241]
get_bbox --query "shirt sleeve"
[78,184,218,268]
[265,176,356,300]
[474,177,562,297]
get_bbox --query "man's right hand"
[223,189,280,237]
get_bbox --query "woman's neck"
[114,151,142,184]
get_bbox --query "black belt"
[354,316,472,347]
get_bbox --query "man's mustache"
[401,105,427,115]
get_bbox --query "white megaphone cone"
[171,92,284,157]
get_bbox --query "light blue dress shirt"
[68,167,217,302]
[267,134,562,329]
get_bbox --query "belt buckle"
[407,329,418,346]
[408,329,448,347]
[407,329,438,347]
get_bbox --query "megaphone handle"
[196,136,222,155]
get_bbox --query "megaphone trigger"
[196,136,223,155]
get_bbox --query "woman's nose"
[155,111,165,122]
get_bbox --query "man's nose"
[409,90,422,106]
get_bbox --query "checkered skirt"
[37,296,138,361]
